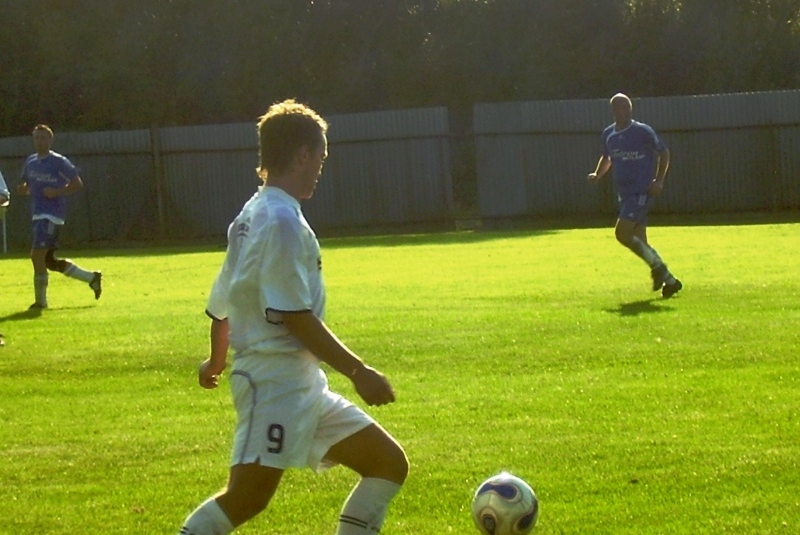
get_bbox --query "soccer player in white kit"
[178,100,408,535]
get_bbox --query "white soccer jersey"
[206,186,325,360]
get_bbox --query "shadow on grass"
[0,307,44,324]
[0,304,95,326]
[604,298,675,317]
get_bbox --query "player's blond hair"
[33,124,54,138]
[256,99,328,180]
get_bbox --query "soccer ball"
[471,472,539,535]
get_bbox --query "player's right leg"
[178,463,284,535]
[179,360,317,534]
[615,194,657,262]
[29,248,49,309]
[29,219,60,309]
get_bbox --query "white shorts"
[229,353,374,472]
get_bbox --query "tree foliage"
[1,0,798,135]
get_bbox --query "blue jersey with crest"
[602,120,666,196]
[20,151,79,223]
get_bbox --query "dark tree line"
[1,0,798,136]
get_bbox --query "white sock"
[337,478,402,534]
[629,236,658,267]
[646,244,663,266]
[637,241,677,282]
[34,274,48,306]
[178,498,234,535]
[64,261,94,283]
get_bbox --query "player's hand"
[42,187,61,198]
[352,365,396,406]
[648,180,664,197]
[198,358,225,389]
[587,172,600,184]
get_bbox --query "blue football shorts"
[617,193,653,226]
[32,219,61,250]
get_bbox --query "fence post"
[150,125,167,239]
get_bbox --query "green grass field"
[0,219,798,534]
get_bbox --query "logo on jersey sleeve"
[237,218,250,238]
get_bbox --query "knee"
[394,450,410,484]
[614,227,633,247]
[30,250,47,272]
[237,493,270,521]
[44,250,67,272]
[380,443,410,485]
[219,487,271,524]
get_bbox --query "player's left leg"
[45,250,102,300]
[634,225,682,296]
[617,219,681,293]
[325,423,409,535]
[615,218,661,268]
[616,194,681,294]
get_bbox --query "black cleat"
[662,279,683,298]
[651,264,669,291]
[29,302,47,310]
[90,272,102,300]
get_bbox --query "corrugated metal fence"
[1,91,798,249]
[0,107,453,248]
[475,90,800,219]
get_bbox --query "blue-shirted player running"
[17,124,102,309]
[588,93,682,298]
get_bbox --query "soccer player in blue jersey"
[16,125,102,309]
[588,93,682,298]
[177,100,408,535]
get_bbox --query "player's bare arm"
[199,317,229,389]
[648,147,671,197]
[281,310,396,406]
[588,156,612,183]
[43,175,84,198]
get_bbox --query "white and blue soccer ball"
[471,472,539,535]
